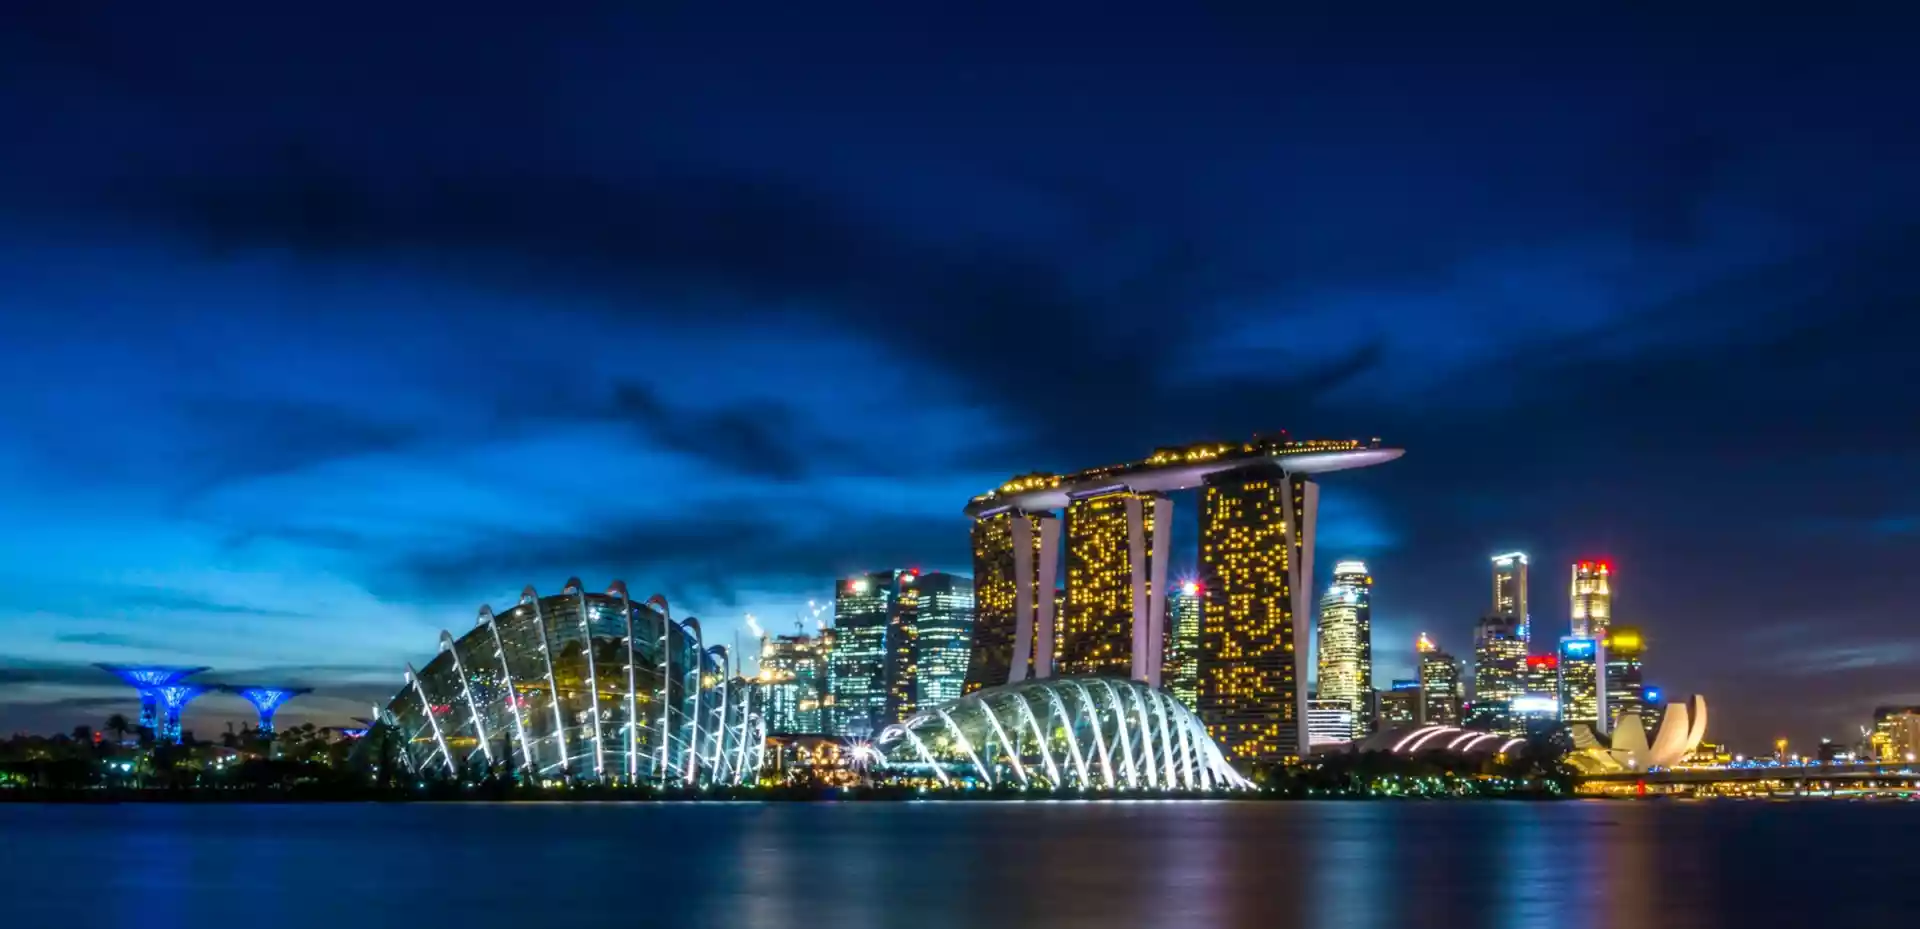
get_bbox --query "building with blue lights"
[1557,636,1606,729]
[829,569,914,738]
[909,572,975,710]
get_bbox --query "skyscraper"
[1469,614,1527,734]
[1200,468,1317,763]
[1165,580,1203,713]
[909,573,975,708]
[1570,560,1613,639]
[758,631,830,735]
[1316,560,1373,738]
[1602,625,1644,729]
[1306,699,1356,747]
[1061,490,1167,678]
[1377,680,1421,729]
[1556,636,1606,728]
[964,508,1055,692]
[1492,552,1530,646]
[829,569,915,738]
[1415,633,1462,726]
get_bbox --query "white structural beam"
[479,606,536,774]
[979,698,1028,786]
[610,583,640,783]
[568,582,606,778]
[902,720,951,786]
[1034,515,1061,679]
[1009,516,1037,684]
[406,664,457,776]
[646,594,674,783]
[940,709,992,786]
[1126,495,1150,682]
[1098,679,1139,787]
[1129,685,1160,788]
[1016,694,1062,785]
[1071,681,1114,788]
[1146,495,1172,688]
[523,588,570,775]
[1046,688,1090,786]
[439,631,494,768]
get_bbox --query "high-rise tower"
[828,569,918,738]
[758,630,830,735]
[1556,636,1606,728]
[1570,560,1613,639]
[1492,552,1530,646]
[1316,560,1373,738]
[1061,489,1169,679]
[910,573,975,708]
[1415,633,1462,726]
[1165,581,1203,713]
[1602,625,1645,729]
[963,507,1058,692]
[1200,469,1316,762]
[1468,615,1526,734]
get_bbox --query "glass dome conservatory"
[361,579,764,785]
[875,677,1252,790]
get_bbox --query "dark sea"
[2,800,1912,928]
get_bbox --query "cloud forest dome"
[876,677,1252,790]
[361,578,764,785]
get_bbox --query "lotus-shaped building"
[1564,694,1709,774]
[875,677,1253,790]
[361,579,764,785]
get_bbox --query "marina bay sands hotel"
[961,433,1402,764]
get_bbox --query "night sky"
[2,8,1915,751]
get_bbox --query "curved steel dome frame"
[876,677,1253,791]
[363,578,765,786]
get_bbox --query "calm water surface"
[2,801,1915,928]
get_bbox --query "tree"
[104,714,132,745]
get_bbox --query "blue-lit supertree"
[224,686,313,737]
[152,683,210,744]
[95,665,210,732]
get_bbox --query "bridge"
[1578,760,1920,797]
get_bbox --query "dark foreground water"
[3,800,1916,928]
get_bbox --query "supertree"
[223,686,314,737]
[94,665,210,732]
[152,683,210,744]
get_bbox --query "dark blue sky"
[2,7,1915,749]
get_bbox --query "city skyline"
[2,10,1917,754]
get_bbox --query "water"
[1,801,1914,928]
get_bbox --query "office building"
[1377,680,1421,729]
[1557,636,1606,729]
[1061,489,1167,678]
[1316,560,1374,738]
[1165,581,1203,713]
[1416,634,1462,726]
[1492,552,1530,646]
[830,569,916,738]
[1603,625,1645,729]
[909,573,975,709]
[759,631,831,735]
[1469,614,1526,735]
[1871,707,1920,762]
[1307,699,1356,747]
[1570,560,1613,639]
[961,433,1404,765]
[965,508,1054,692]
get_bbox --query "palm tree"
[104,714,132,745]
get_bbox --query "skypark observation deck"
[964,436,1403,517]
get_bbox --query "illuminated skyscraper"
[759,631,830,735]
[1416,633,1462,726]
[1316,560,1373,738]
[828,570,916,738]
[1306,699,1356,747]
[1556,636,1606,728]
[1469,615,1526,734]
[1570,560,1613,639]
[1165,581,1203,713]
[909,573,975,709]
[1200,469,1317,763]
[964,508,1056,692]
[1061,490,1168,678]
[1602,625,1645,729]
[1492,552,1530,646]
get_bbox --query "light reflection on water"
[3,800,1918,929]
